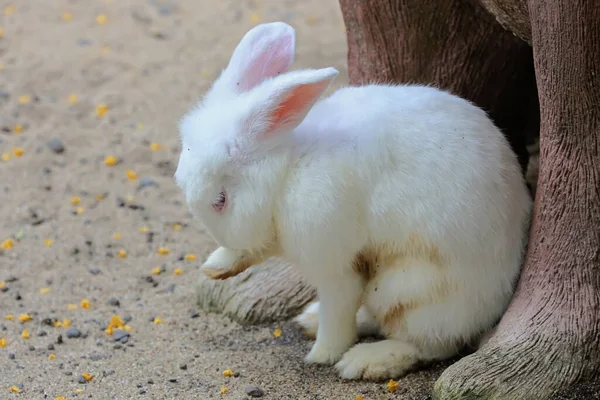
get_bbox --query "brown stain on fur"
[352,233,448,282]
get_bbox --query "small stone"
[123,315,133,323]
[66,328,82,338]
[89,353,104,361]
[246,385,265,397]
[78,375,87,384]
[113,329,130,342]
[139,389,147,395]
[9,353,15,359]
[47,344,55,350]
[179,364,187,370]
[106,297,120,307]
[28,345,35,351]
[147,379,154,385]
[89,268,102,275]
[47,138,65,154]
[56,335,63,344]
[234,371,240,377]
[38,330,47,337]
[188,310,200,319]
[113,344,123,350]
[138,177,158,190]
[168,378,178,383]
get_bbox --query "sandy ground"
[0,0,453,399]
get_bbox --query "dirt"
[0,0,440,398]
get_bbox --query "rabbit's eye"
[212,191,227,213]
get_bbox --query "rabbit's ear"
[258,67,339,137]
[225,22,296,93]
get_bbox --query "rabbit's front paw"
[304,342,349,365]
[201,247,249,280]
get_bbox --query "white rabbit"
[174,22,532,380]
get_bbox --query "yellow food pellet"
[75,388,84,393]
[1,238,13,250]
[0,282,4,288]
[149,142,161,151]
[0,337,6,348]
[153,317,162,325]
[157,247,170,255]
[118,250,127,258]
[18,313,32,323]
[126,169,137,180]
[222,369,234,377]
[40,287,51,294]
[81,299,91,309]
[53,320,63,328]
[1,153,10,161]
[67,303,78,310]
[82,372,93,382]
[96,193,106,201]
[172,223,182,231]
[0,27,4,39]
[173,268,183,276]
[4,5,15,16]
[62,12,73,21]
[112,233,122,240]
[18,95,31,104]
[44,239,53,247]
[56,396,66,400]
[8,386,21,393]
[355,396,364,400]
[185,253,197,261]
[386,379,399,393]
[74,206,85,215]
[220,385,227,394]
[273,328,282,338]
[105,314,126,335]
[48,353,56,360]
[250,12,260,24]
[63,319,71,327]
[96,14,107,24]
[123,325,131,332]
[138,226,149,233]
[21,329,29,339]
[13,147,24,157]
[68,93,78,104]
[151,266,162,275]
[5,314,13,321]
[96,103,109,117]
[13,123,23,133]
[70,196,81,205]
[104,155,117,166]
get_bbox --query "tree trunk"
[435,0,600,398]
[339,0,539,174]
[339,0,600,398]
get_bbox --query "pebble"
[47,138,65,154]
[47,344,55,351]
[8,353,15,360]
[66,328,82,338]
[78,375,88,384]
[56,335,64,344]
[113,329,130,343]
[138,177,159,190]
[168,378,178,383]
[246,386,265,397]
[188,310,200,319]
[179,364,187,370]
[28,345,35,351]
[107,297,120,307]
[89,268,102,275]
[147,379,154,385]
[38,330,47,337]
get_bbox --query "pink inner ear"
[239,40,293,92]
[266,80,328,135]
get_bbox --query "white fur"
[175,22,532,380]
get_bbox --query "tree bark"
[434,0,600,398]
[339,0,539,174]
